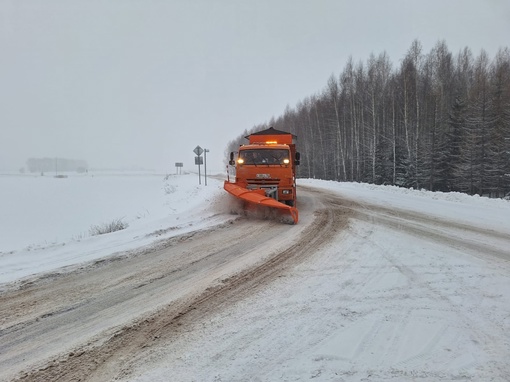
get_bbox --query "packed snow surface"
[1,172,509,381]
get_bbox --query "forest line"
[227,40,510,198]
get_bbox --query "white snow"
[0,172,231,285]
[300,179,510,234]
[1,172,509,380]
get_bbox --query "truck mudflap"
[224,181,298,224]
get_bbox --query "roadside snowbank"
[299,179,510,234]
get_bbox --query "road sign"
[175,162,183,175]
[193,145,203,156]
[194,145,204,185]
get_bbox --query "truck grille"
[247,179,280,186]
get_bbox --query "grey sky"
[1,0,509,173]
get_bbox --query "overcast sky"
[1,0,509,173]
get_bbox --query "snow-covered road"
[1,184,348,381]
[1,174,509,381]
[119,186,510,382]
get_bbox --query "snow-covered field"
[1,172,509,381]
[0,172,231,285]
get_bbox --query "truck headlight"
[282,190,291,195]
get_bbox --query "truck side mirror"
[229,152,235,166]
[295,152,301,165]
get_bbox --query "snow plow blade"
[224,181,298,224]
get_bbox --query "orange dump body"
[224,127,299,224]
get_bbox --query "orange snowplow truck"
[224,127,301,224]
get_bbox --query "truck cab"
[228,127,300,207]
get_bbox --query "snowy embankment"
[0,172,230,285]
[299,179,510,234]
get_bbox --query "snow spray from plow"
[224,127,300,224]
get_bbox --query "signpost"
[204,148,210,186]
[193,146,210,185]
[193,145,204,185]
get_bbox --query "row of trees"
[26,158,88,173]
[227,40,510,197]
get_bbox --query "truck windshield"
[239,149,290,165]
